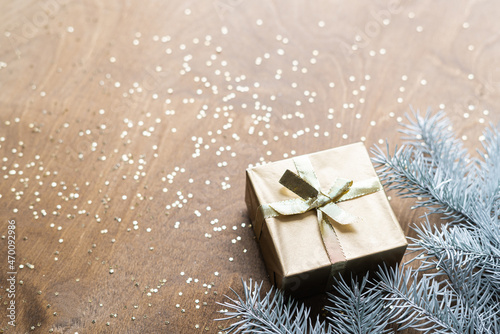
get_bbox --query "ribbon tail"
[317,210,347,274]
[279,169,319,200]
[320,202,363,225]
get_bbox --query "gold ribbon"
[259,156,382,263]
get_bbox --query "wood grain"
[0,0,499,333]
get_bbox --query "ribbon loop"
[293,156,321,191]
[326,178,353,202]
[259,157,382,226]
[269,198,312,216]
[338,177,383,202]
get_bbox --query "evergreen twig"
[325,274,391,334]
[216,279,330,334]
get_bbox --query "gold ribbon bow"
[260,156,382,234]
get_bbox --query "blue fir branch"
[216,279,331,334]
[325,274,392,334]
[476,124,500,214]
[409,219,500,291]
[220,109,500,333]
[373,109,500,332]
[378,265,498,334]
[217,276,392,334]
[371,143,470,223]
[398,110,471,175]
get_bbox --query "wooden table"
[0,0,498,332]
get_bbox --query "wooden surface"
[0,0,499,333]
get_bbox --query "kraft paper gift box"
[245,142,407,297]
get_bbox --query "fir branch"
[371,143,471,223]
[377,265,492,334]
[216,279,330,334]
[325,274,392,334]
[410,238,500,328]
[399,110,471,175]
[476,124,500,216]
[370,110,489,224]
[409,219,500,290]
[477,123,500,176]
[372,110,500,227]
[373,109,500,332]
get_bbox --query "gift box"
[245,142,407,297]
